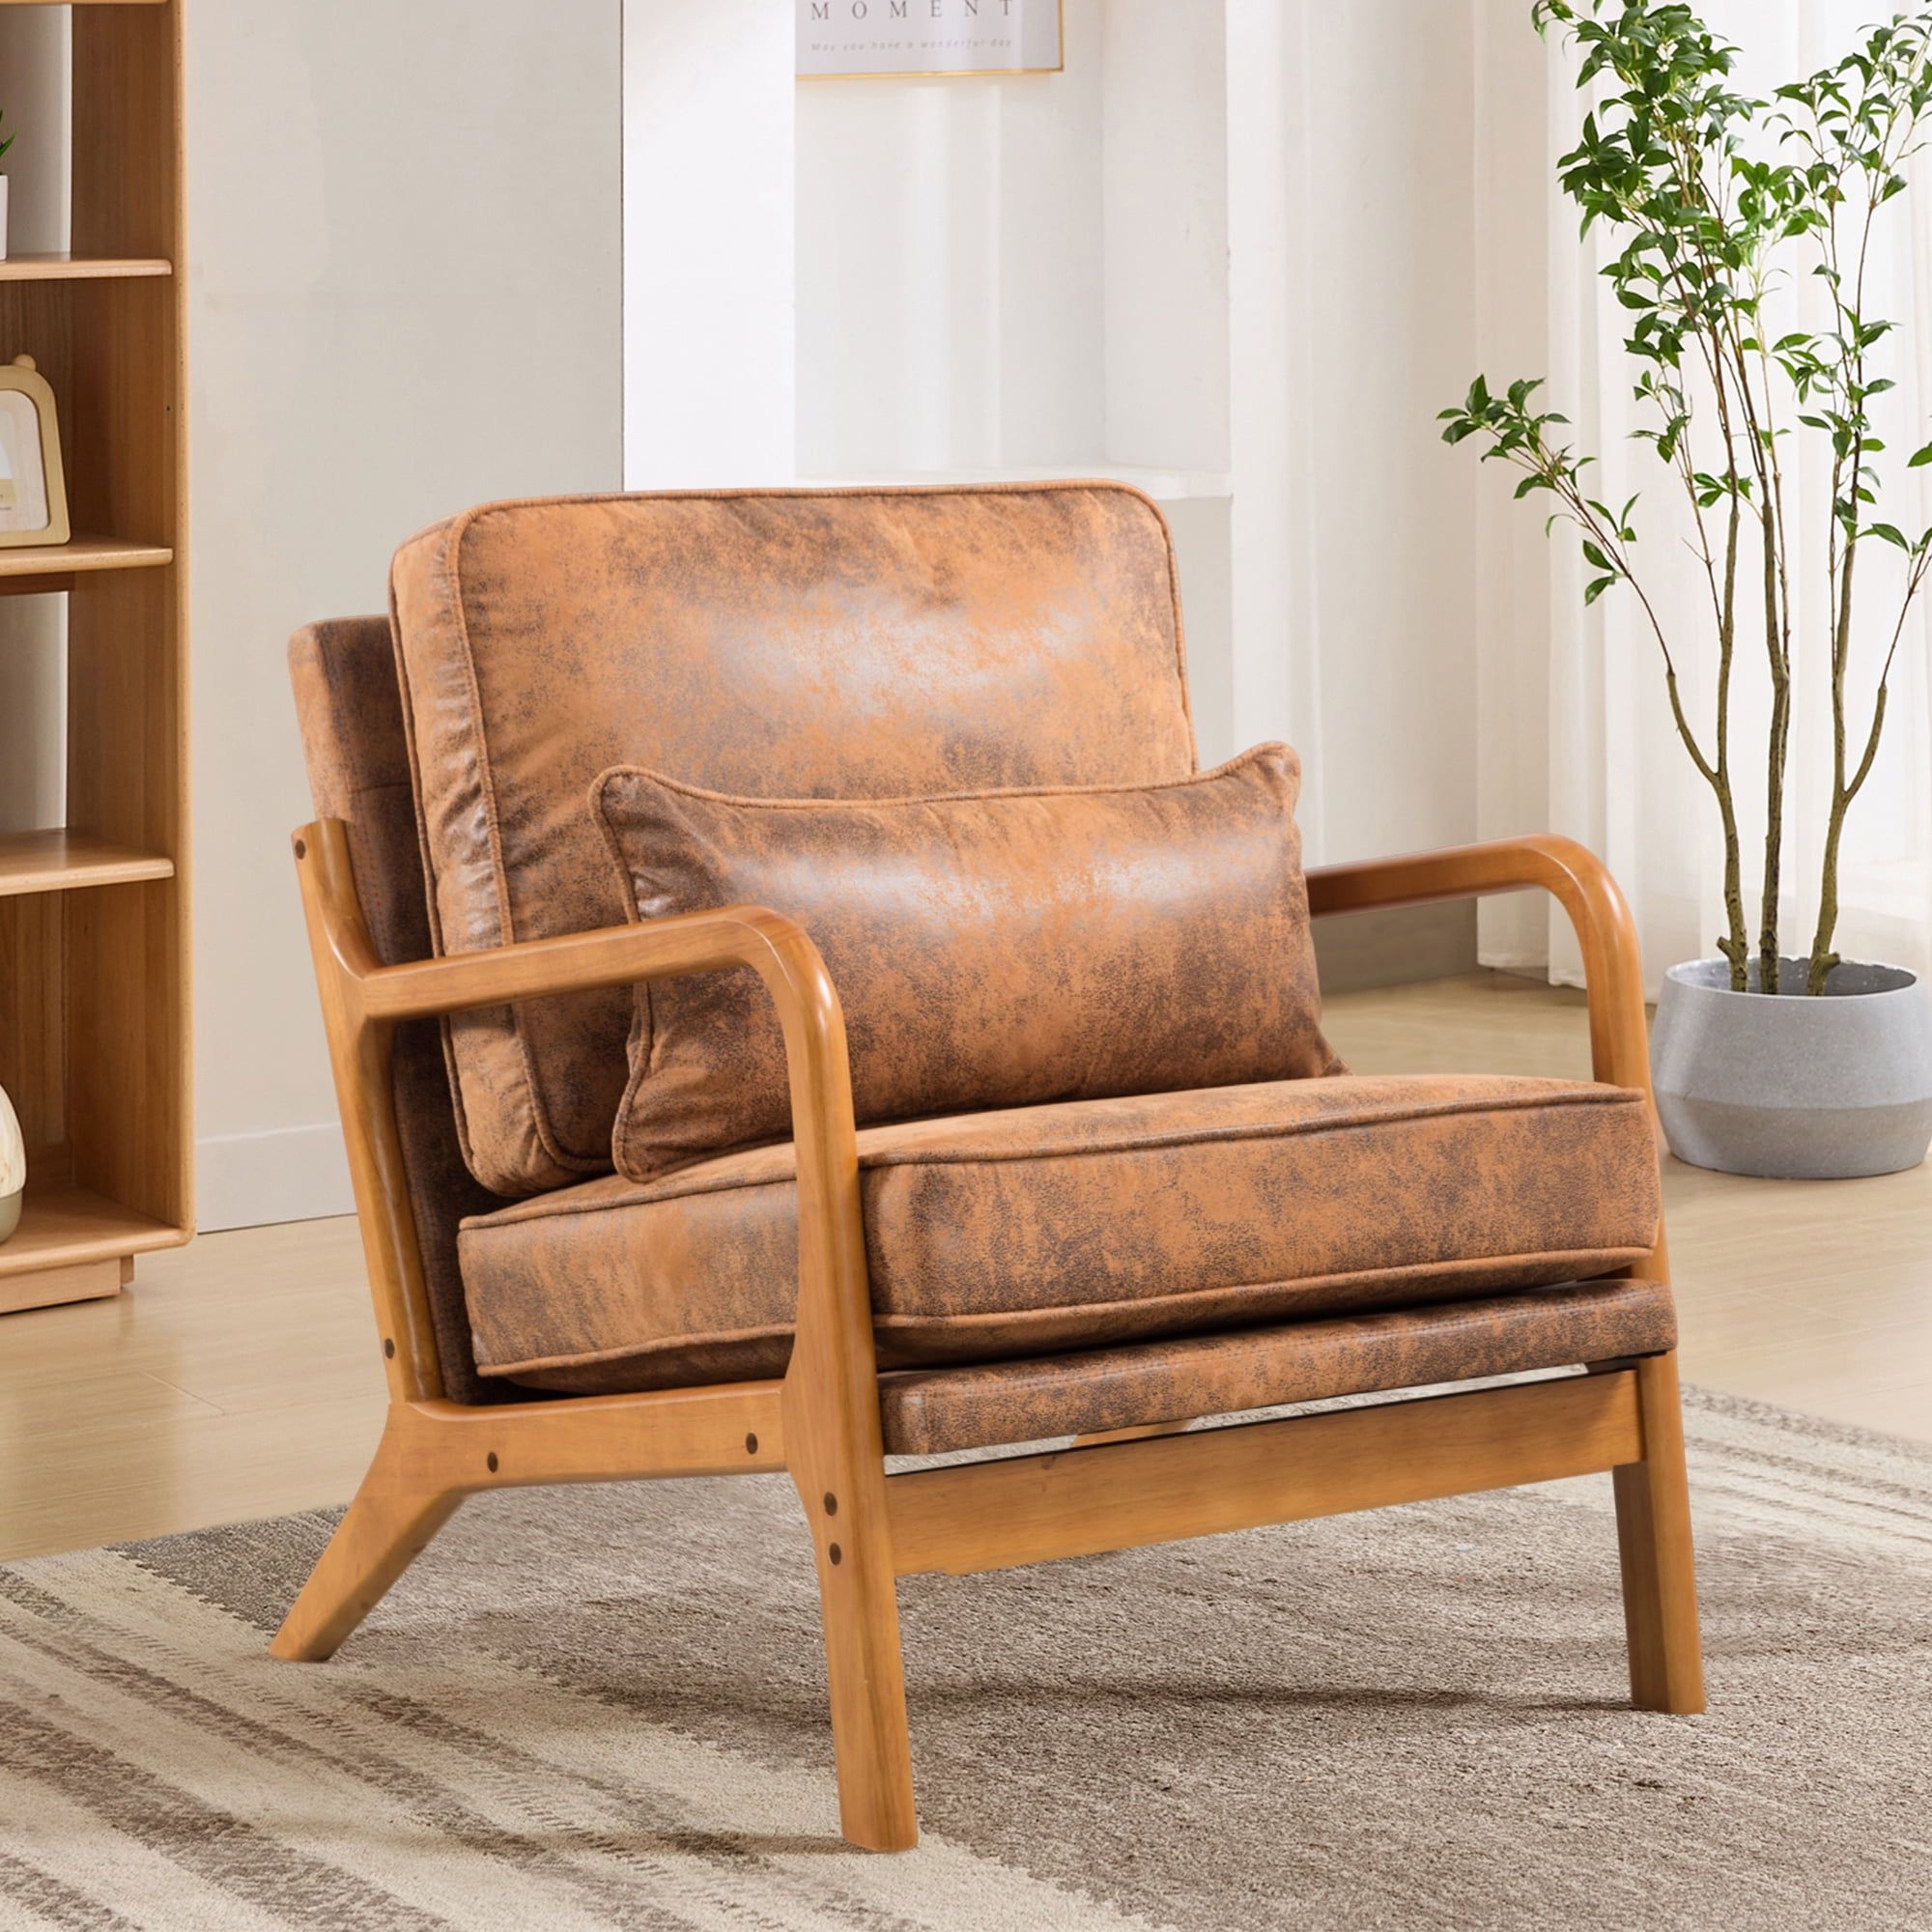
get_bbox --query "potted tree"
[1442,0,1932,1179]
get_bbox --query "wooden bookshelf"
[0,0,190,1314]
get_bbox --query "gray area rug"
[1,1383,1927,1931]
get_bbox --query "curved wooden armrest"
[1305,835,1651,1096]
[300,823,837,1035]
[293,817,871,1423]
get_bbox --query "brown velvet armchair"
[280,482,1702,1853]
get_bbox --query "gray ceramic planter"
[1651,956,1932,1179]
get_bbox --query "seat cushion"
[458,1073,1662,1391]
[593,744,1340,1182]
[389,482,1197,1195]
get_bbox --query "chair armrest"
[299,831,829,1032]
[293,817,871,1416]
[1305,835,1650,1094]
[298,816,847,1116]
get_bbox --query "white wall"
[187,1,623,1228]
[1292,1,1480,864]
[1224,0,1310,790]
[1102,0,1230,475]
[624,0,793,487]
[1473,0,1557,967]
[795,0,1109,474]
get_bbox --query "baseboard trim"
[196,1122,354,1232]
[1314,899,1479,995]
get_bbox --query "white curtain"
[1474,0,1932,991]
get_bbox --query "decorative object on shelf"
[0,1083,21,1245]
[0,355,70,549]
[1653,959,1932,1178]
[1439,0,1932,1178]
[0,107,13,262]
[797,0,1062,79]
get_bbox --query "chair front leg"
[783,1354,917,1853]
[768,930,919,1854]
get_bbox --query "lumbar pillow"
[591,743,1342,1182]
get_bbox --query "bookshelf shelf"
[0,830,175,895]
[0,253,171,280]
[0,533,173,579]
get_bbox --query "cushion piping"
[593,740,1283,821]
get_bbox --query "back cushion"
[389,483,1197,1195]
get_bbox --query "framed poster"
[0,355,70,550]
[798,0,1063,79]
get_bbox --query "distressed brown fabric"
[459,1073,1662,1392]
[593,744,1338,1181]
[288,619,518,1405]
[388,483,1197,1195]
[877,1279,1677,1454]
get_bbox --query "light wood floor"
[1,971,1926,1561]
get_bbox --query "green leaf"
[1583,574,1618,606]
[1910,442,1932,468]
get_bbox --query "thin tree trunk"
[1811,799,1847,995]
[1807,538,1860,994]
[1715,490,1748,989]
[1758,510,1788,994]
[1718,790,1747,986]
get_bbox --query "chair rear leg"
[270,1411,460,1662]
[1612,1350,1705,1713]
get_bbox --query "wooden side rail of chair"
[286,814,919,1850]
[276,817,1703,1856]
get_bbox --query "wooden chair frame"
[273,819,1704,1853]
